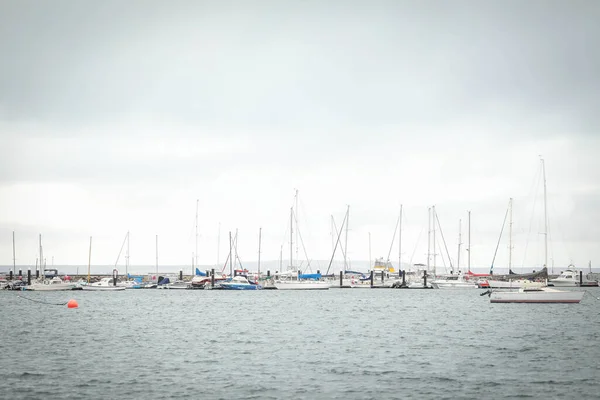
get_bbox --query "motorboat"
[431,273,479,289]
[548,267,599,287]
[117,279,143,289]
[158,279,190,289]
[26,277,78,291]
[219,275,262,290]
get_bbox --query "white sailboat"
[431,214,478,289]
[489,159,584,304]
[27,235,77,291]
[81,236,126,292]
[274,191,330,290]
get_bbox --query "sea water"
[1,288,599,399]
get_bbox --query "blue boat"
[219,275,262,290]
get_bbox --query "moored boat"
[489,287,585,303]
[81,277,126,291]
[219,275,262,290]
[27,276,78,291]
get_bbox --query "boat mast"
[155,234,158,275]
[195,199,199,271]
[126,231,130,276]
[87,236,92,284]
[295,189,299,266]
[12,231,16,275]
[468,210,471,274]
[399,204,403,273]
[427,207,431,273]
[289,206,293,269]
[39,234,43,279]
[542,158,548,270]
[344,206,349,272]
[258,227,262,278]
[229,231,233,277]
[432,205,437,277]
[508,198,513,273]
[457,219,461,274]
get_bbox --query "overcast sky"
[0,0,598,274]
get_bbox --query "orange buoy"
[67,299,78,309]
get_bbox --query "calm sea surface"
[1,288,599,399]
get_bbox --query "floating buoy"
[67,299,79,309]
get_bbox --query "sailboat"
[431,213,479,289]
[274,191,331,290]
[81,236,126,292]
[489,159,584,304]
[26,235,77,291]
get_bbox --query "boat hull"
[274,281,331,290]
[220,284,262,290]
[26,283,77,291]
[490,289,584,303]
[81,286,126,291]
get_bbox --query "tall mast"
[126,231,130,276]
[508,198,513,272]
[468,210,471,273]
[229,231,233,277]
[457,219,462,274]
[542,158,548,270]
[295,189,299,264]
[344,206,349,271]
[12,231,16,275]
[155,235,158,275]
[195,199,199,270]
[39,234,43,278]
[258,227,262,277]
[432,205,437,277]
[399,205,403,273]
[290,206,293,270]
[427,207,431,272]
[87,236,92,284]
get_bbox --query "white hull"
[548,280,578,287]
[26,278,77,291]
[490,288,584,303]
[431,281,479,289]
[81,285,126,291]
[274,281,331,290]
[485,280,545,289]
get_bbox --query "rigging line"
[293,211,316,272]
[522,163,543,270]
[325,211,349,276]
[17,294,68,306]
[408,224,425,267]
[220,233,239,274]
[434,211,454,273]
[114,232,129,267]
[386,214,401,262]
[331,217,348,265]
[490,201,510,275]
[232,230,243,270]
